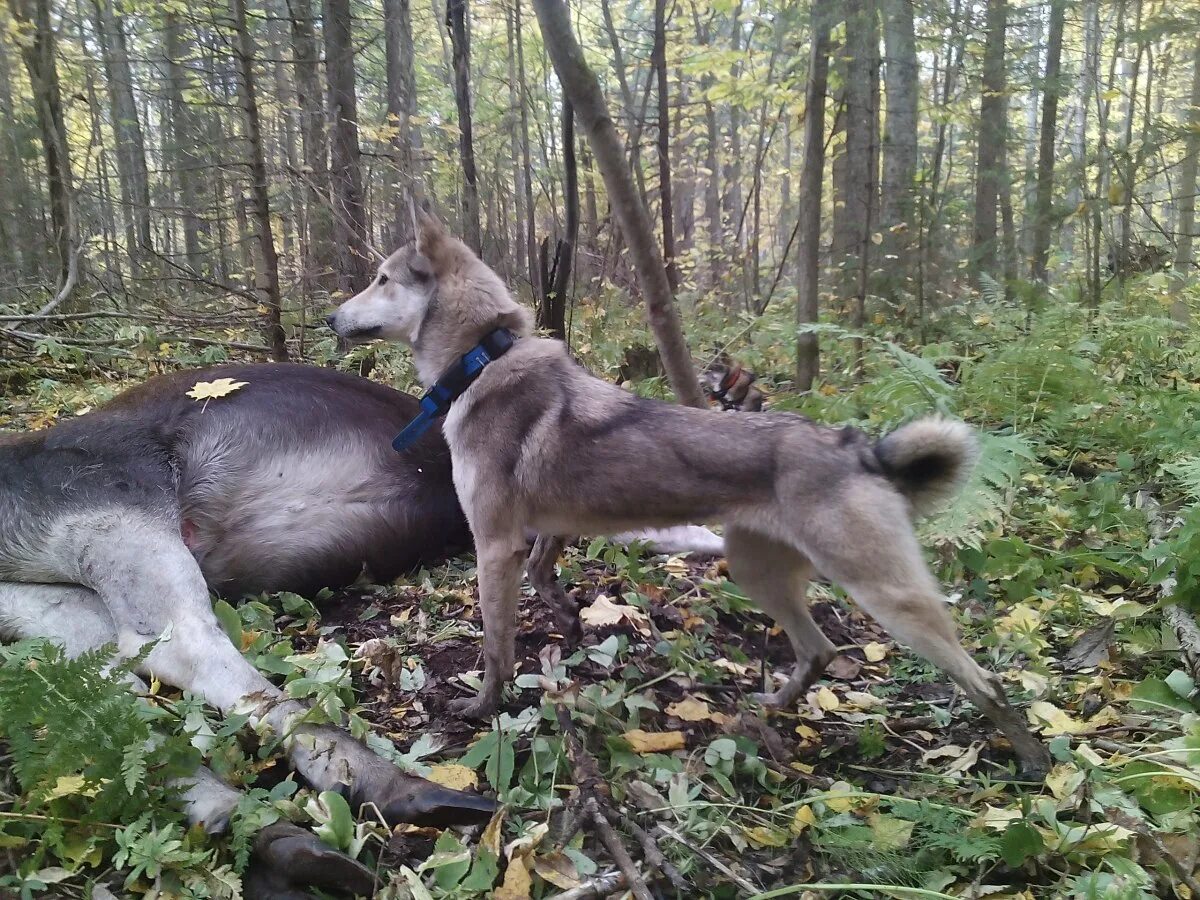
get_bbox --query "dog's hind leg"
[724,527,836,709]
[527,534,582,644]
[449,527,528,719]
[797,490,1051,777]
[35,511,493,826]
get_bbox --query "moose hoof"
[447,694,498,721]
[244,822,375,900]
[352,768,495,828]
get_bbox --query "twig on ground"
[655,823,761,895]
[547,870,626,899]
[553,701,669,900]
[1104,806,1200,897]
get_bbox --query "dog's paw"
[447,695,498,720]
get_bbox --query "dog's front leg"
[450,535,527,719]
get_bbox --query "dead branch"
[655,824,761,895]
[553,702,675,900]
[546,870,626,900]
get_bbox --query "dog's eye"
[377,273,389,286]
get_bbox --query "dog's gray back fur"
[0,364,469,595]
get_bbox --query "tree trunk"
[537,101,578,340]
[232,0,288,361]
[287,0,333,289]
[972,0,1007,284]
[795,0,831,391]
[511,0,539,301]
[1063,0,1096,257]
[0,35,37,279]
[1029,0,1065,282]
[533,0,704,409]
[691,3,722,285]
[163,11,207,274]
[447,0,482,254]
[384,0,422,245]
[879,0,917,299]
[324,0,371,293]
[92,0,152,267]
[652,0,679,290]
[831,0,874,366]
[1174,40,1200,287]
[12,0,77,296]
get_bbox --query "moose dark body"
[0,363,470,596]
[0,362,498,893]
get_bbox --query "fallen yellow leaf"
[815,686,840,711]
[863,642,888,663]
[494,854,532,900]
[666,696,716,722]
[790,804,817,835]
[186,378,248,401]
[579,594,651,636]
[426,763,477,791]
[623,729,686,754]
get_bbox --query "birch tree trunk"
[532,0,704,408]
[1171,38,1200,323]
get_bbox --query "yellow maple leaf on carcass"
[186,378,248,401]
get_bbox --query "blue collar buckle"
[392,328,516,452]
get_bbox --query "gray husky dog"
[328,212,1051,776]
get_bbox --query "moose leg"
[33,510,494,826]
[0,580,376,897]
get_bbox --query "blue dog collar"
[392,328,516,452]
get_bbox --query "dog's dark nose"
[325,314,337,331]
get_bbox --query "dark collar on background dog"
[392,328,516,452]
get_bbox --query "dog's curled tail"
[874,417,979,517]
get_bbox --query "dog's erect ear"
[408,251,434,282]
[415,207,449,257]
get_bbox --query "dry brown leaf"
[579,594,651,636]
[531,852,581,890]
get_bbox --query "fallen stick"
[554,702,655,900]
[655,823,760,896]
[547,870,626,900]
